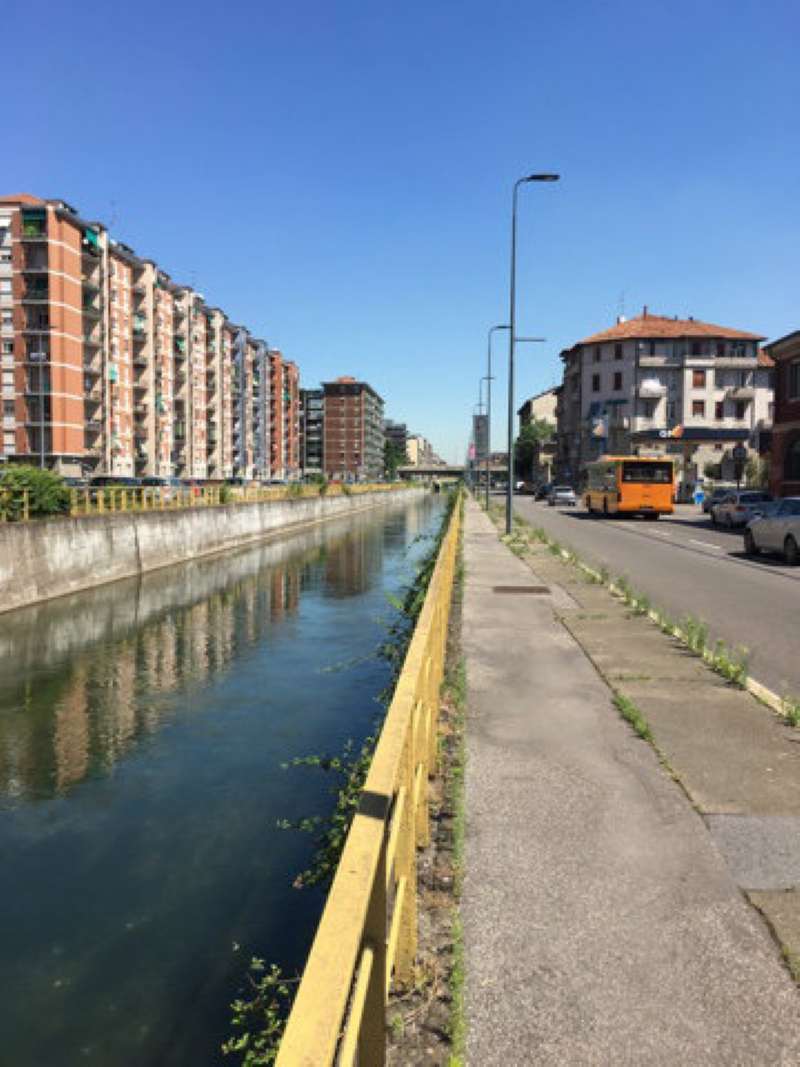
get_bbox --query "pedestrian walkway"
[461,498,800,1065]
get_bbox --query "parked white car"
[548,485,577,507]
[744,498,800,564]
[711,490,772,528]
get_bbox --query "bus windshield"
[621,461,673,484]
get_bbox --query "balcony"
[82,301,101,320]
[85,384,103,402]
[132,353,148,368]
[86,419,102,433]
[638,379,667,399]
[83,360,102,377]
[84,332,101,348]
[20,222,47,241]
[726,386,755,400]
[134,403,148,418]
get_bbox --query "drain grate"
[492,585,550,595]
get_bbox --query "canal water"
[0,491,445,1066]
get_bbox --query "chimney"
[642,305,648,319]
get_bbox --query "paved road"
[512,495,800,697]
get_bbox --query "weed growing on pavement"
[631,592,651,617]
[781,695,800,728]
[612,693,653,742]
[682,615,709,656]
[710,640,750,688]
[658,613,676,637]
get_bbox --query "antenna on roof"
[108,199,118,230]
[616,290,627,324]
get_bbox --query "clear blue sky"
[6,0,798,463]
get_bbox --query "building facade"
[555,309,773,487]
[518,387,558,481]
[300,388,324,476]
[0,194,298,480]
[406,434,433,467]
[383,419,407,458]
[322,377,384,481]
[763,330,800,498]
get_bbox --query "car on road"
[702,486,735,514]
[534,482,553,501]
[744,497,800,563]
[710,490,772,528]
[548,485,577,507]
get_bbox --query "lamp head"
[524,173,560,182]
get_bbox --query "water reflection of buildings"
[0,496,423,802]
[0,554,312,802]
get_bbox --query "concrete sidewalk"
[461,499,800,1065]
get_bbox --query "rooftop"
[576,307,764,346]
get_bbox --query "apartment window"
[2,342,12,355]
[692,400,705,418]
[0,280,11,294]
[666,401,676,422]
[4,400,15,416]
[692,369,706,388]
[715,401,724,420]
[592,374,600,392]
[593,346,602,362]
[613,371,622,391]
[614,343,622,361]
[735,401,747,419]
[789,361,800,400]
[690,341,702,356]
[4,432,14,449]
[715,341,725,357]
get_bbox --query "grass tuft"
[612,693,653,742]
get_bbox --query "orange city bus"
[583,455,674,519]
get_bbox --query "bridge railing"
[276,493,461,1066]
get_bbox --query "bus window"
[621,461,673,483]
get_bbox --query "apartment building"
[762,329,800,498]
[383,419,408,457]
[322,377,384,481]
[555,308,772,486]
[406,434,435,467]
[300,388,324,476]
[0,193,297,480]
[268,351,300,481]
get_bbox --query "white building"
[556,308,773,487]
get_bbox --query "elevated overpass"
[397,465,464,481]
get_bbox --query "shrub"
[0,465,70,519]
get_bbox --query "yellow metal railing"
[0,488,30,523]
[65,482,407,518]
[276,495,461,1067]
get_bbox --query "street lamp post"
[506,172,559,535]
[486,324,509,510]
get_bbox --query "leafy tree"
[514,419,554,480]
[0,465,70,519]
[383,440,406,480]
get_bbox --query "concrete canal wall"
[0,488,421,614]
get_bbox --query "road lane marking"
[688,538,723,550]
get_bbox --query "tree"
[514,419,554,480]
[383,440,406,480]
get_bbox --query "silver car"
[744,497,800,564]
[548,485,577,507]
[711,490,772,528]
